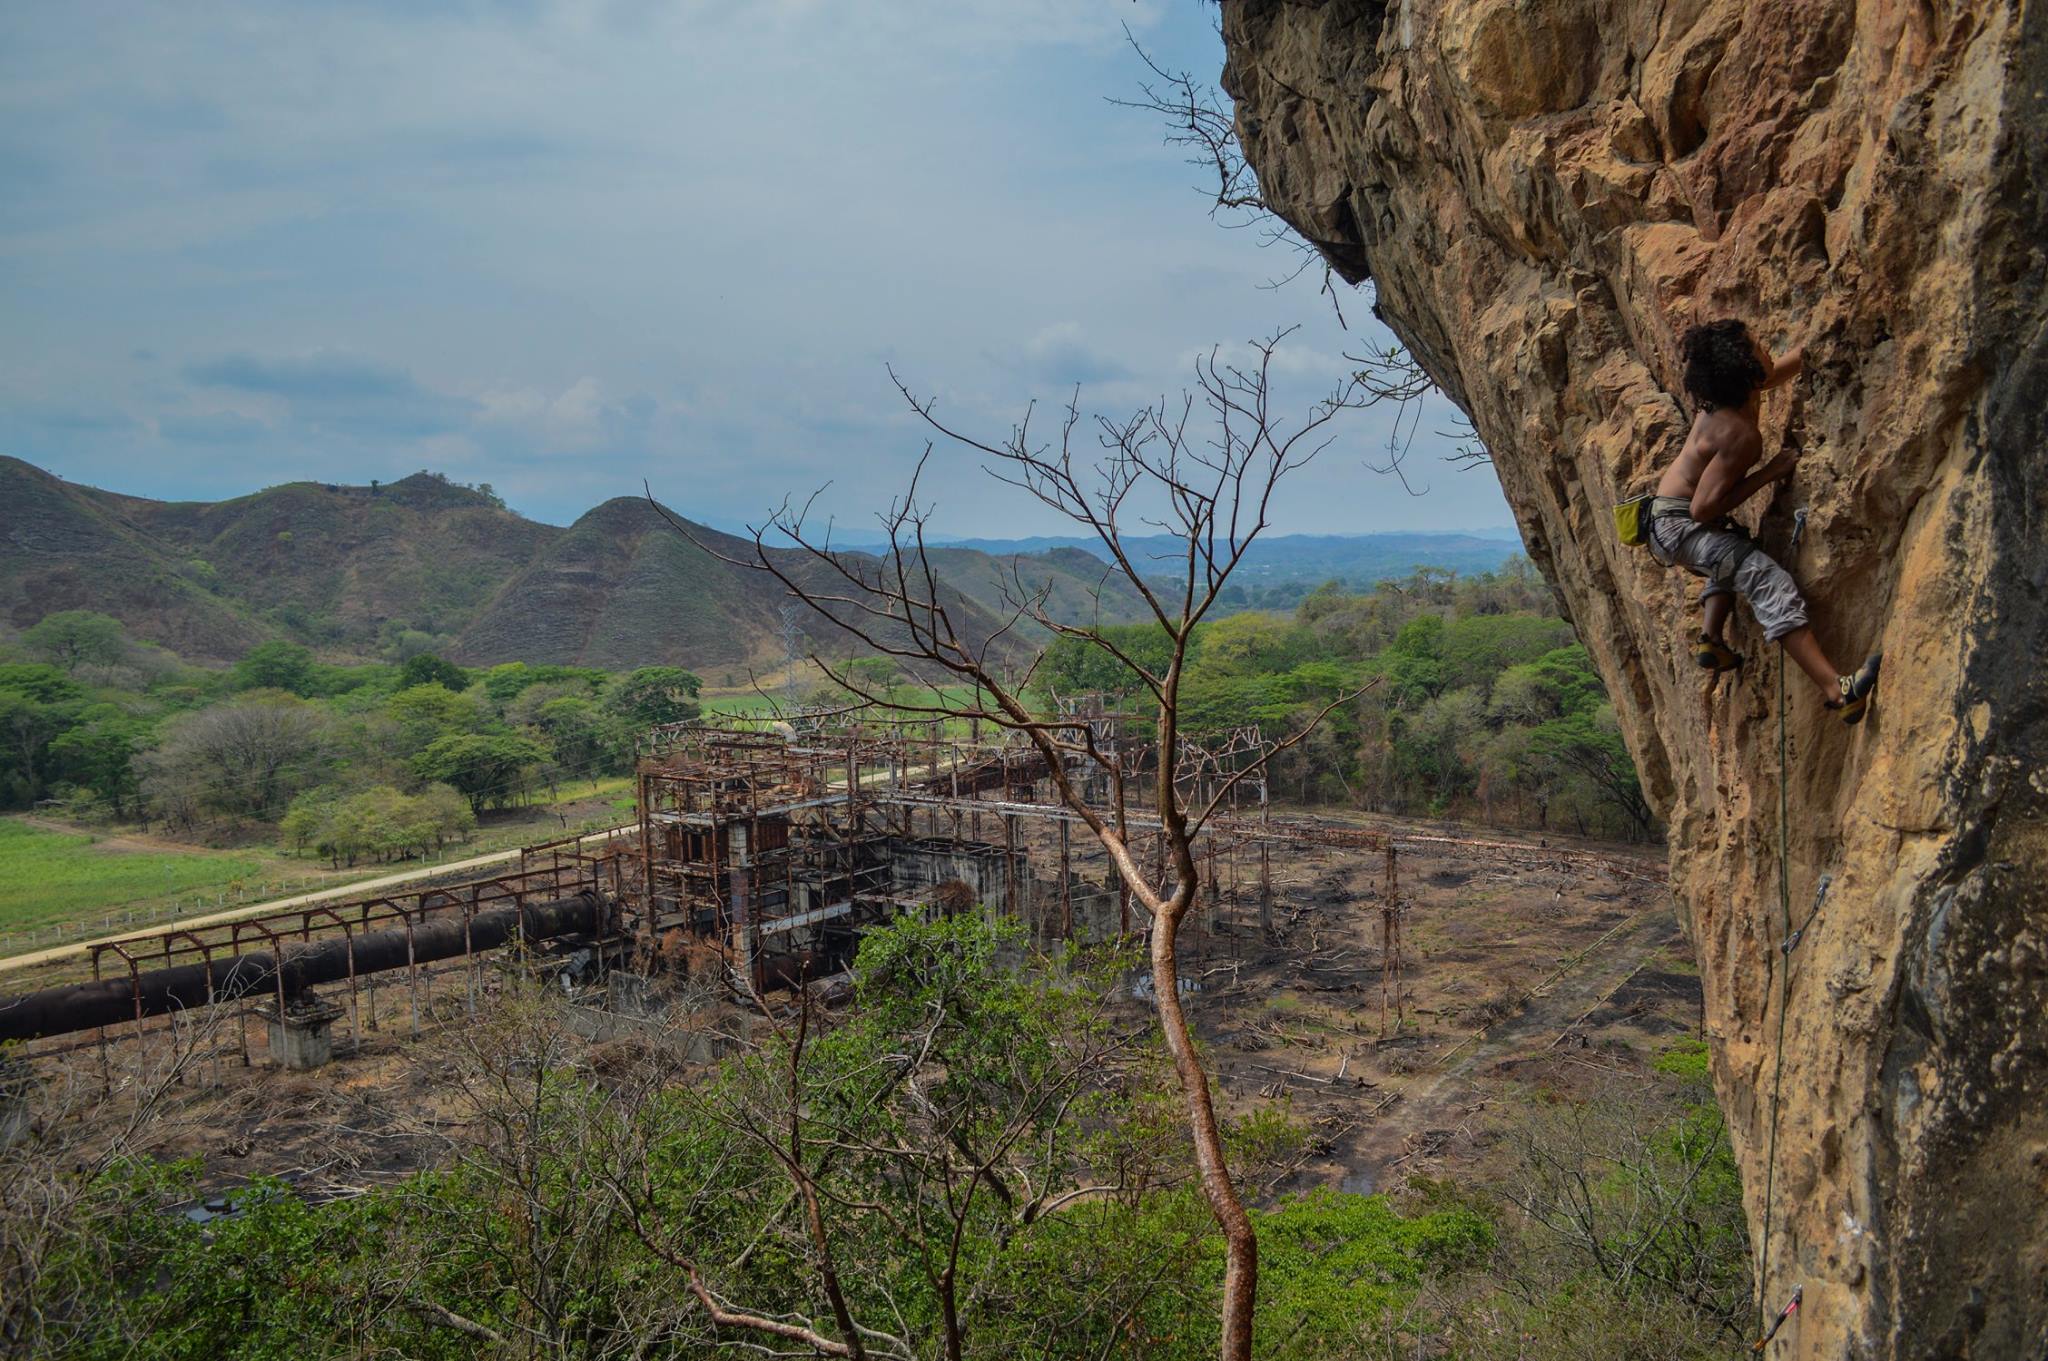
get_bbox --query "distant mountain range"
[0,457,1527,669]
[931,530,1525,586]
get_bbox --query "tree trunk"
[1150,887,1257,1360]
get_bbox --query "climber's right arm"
[1691,445,1794,521]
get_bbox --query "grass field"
[699,693,786,719]
[449,775,636,855]
[0,776,644,951]
[700,686,993,736]
[0,820,267,938]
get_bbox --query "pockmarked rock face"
[1220,1,2045,1355]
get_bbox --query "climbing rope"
[1754,508,1817,1350]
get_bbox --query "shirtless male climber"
[1648,318,1882,723]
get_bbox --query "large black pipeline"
[0,892,606,1043]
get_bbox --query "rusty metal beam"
[0,893,607,1044]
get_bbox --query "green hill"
[0,457,271,660]
[457,496,833,670]
[104,470,553,645]
[0,458,1150,670]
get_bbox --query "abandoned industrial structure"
[0,716,1646,1079]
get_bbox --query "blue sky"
[0,1,1512,536]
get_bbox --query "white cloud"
[476,377,668,453]
[0,1,1512,535]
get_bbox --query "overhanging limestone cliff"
[1219,1,2045,1355]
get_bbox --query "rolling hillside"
[454,497,1088,673]
[0,457,272,660]
[0,458,1151,670]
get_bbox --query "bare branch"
[639,332,1373,1361]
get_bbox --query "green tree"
[282,784,473,864]
[837,655,899,693]
[322,788,401,865]
[1529,705,1653,839]
[386,684,484,754]
[1375,613,1449,706]
[411,733,548,813]
[534,695,624,774]
[47,704,149,815]
[616,916,1190,1360]
[398,653,469,692]
[416,782,477,847]
[0,691,77,807]
[22,610,127,673]
[1437,613,1572,692]
[0,663,85,705]
[481,662,534,706]
[605,666,702,730]
[280,787,339,854]
[1504,645,1606,718]
[234,640,317,696]
[1396,686,1485,812]
[1038,621,1182,697]
[0,664,85,805]
[138,697,330,825]
[1196,611,1314,677]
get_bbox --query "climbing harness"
[1752,1285,1804,1353]
[1753,510,1810,1350]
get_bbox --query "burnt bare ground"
[32,819,1692,1211]
[1164,837,1694,1202]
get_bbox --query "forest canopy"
[0,559,1654,854]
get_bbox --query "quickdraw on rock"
[1784,873,1830,956]
[1752,1284,1803,1352]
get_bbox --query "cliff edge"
[1219,1,2046,1355]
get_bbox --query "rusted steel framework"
[633,717,1667,993]
[633,726,957,992]
[1,710,1668,1063]
[0,894,607,1045]
[81,852,623,990]
[0,848,630,1062]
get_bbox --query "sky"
[0,1,1513,537]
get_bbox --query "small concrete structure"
[606,969,665,1017]
[255,995,345,1070]
[0,1056,33,1149]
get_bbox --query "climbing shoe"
[1827,653,1883,725]
[1695,632,1744,674]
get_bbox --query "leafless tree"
[137,696,332,826]
[653,333,1373,1360]
[0,1007,234,1356]
[1115,29,1493,489]
[370,976,728,1358]
[1110,26,1351,318]
[1500,1080,1750,1344]
[1347,341,1492,494]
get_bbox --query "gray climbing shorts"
[1649,512,1809,642]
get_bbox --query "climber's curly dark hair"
[1680,319,1769,411]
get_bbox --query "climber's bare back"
[1657,408,1762,512]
